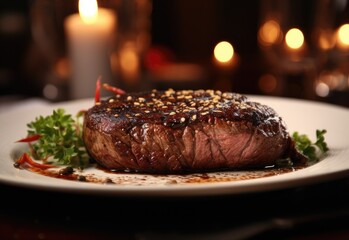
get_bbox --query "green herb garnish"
[26,108,89,168]
[292,129,329,163]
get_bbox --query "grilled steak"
[83,89,305,173]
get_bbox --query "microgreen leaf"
[292,129,329,163]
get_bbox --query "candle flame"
[318,30,334,50]
[120,43,139,74]
[337,24,349,47]
[285,28,304,49]
[258,20,281,46]
[79,0,98,24]
[214,41,234,63]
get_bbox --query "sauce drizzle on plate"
[23,164,305,186]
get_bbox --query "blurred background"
[0,0,349,107]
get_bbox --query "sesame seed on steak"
[82,89,305,173]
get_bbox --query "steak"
[83,89,305,173]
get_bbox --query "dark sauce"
[30,167,81,181]
[21,162,306,185]
[90,163,306,184]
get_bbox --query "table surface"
[1,176,349,240]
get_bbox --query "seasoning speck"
[59,167,74,176]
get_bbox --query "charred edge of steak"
[86,89,280,132]
[284,137,309,165]
[83,89,305,173]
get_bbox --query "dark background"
[0,0,348,107]
[151,0,263,95]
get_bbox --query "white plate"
[0,96,348,197]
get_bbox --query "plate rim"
[0,95,348,197]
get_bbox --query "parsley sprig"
[26,108,89,168]
[292,129,329,163]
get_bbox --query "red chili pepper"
[95,76,101,103]
[102,83,126,95]
[15,153,56,170]
[16,134,41,143]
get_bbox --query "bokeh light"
[214,41,234,63]
[285,28,304,49]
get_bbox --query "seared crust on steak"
[83,89,305,173]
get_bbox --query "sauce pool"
[23,163,306,186]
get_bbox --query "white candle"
[64,0,117,99]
